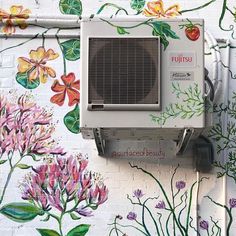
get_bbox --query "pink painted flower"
[21,155,108,216]
[0,94,65,158]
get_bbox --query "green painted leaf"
[0,202,43,222]
[67,224,90,236]
[151,21,179,39]
[16,164,31,169]
[64,104,80,134]
[150,21,179,50]
[60,39,80,61]
[0,160,7,165]
[160,36,169,50]
[89,203,98,210]
[16,72,40,89]
[152,29,169,50]
[70,212,81,220]
[117,27,130,35]
[37,229,60,236]
[59,0,82,16]
[130,0,145,12]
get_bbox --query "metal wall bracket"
[176,128,194,155]
[93,128,106,156]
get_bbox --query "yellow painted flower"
[18,47,59,83]
[143,0,180,18]
[0,5,31,35]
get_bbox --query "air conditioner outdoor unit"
[80,17,206,155]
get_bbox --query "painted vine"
[0,0,236,236]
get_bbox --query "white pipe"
[195,171,200,235]
[0,33,80,38]
[222,39,230,236]
[204,31,222,103]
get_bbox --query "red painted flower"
[50,72,80,106]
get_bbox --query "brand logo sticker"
[170,71,194,81]
[169,52,196,67]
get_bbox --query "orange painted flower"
[0,5,31,35]
[143,0,180,18]
[17,47,59,83]
[50,72,80,106]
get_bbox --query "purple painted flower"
[199,220,209,230]
[176,181,186,190]
[133,189,144,199]
[229,198,236,208]
[155,200,166,209]
[127,212,137,220]
[76,205,93,217]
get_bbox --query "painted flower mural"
[50,72,80,106]
[0,0,236,235]
[0,154,108,236]
[17,46,59,87]
[0,93,65,205]
[0,5,31,35]
[109,164,207,236]
[0,92,108,235]
[143,0,180,18]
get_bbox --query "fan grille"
[88,38,160,107]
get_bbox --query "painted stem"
[100,18,152,30]
[180,0,216,14]
[128,196,160,236]
[97,3,129,15]
[114,216,119,236]
[0,154,24,204]
[205,196,233,236]
[189,217,201,236]
[56,29,67,76]
[0,167,14,205]
[58,213,64,236]
[177,192,188,232]
[130,164,185,236]
[185,178,207,235]
[109,222,149,236]
[170,166,179,236]
[143,203,160,236]
[47,213,63,236]
[165,211,172,236]
[207,229,210,236]
[157,213,165,236]
[141,200,152,236]
[218,0,235,38]
[226,208,233,236]
[0,34,39,54]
